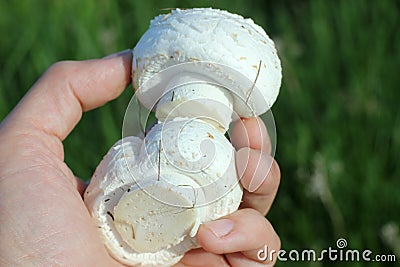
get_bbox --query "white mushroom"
[84,7,281,267]
[133,7,282,119]
[85,120,241,267]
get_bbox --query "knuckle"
[45,60,76,79]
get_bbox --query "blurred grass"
[0,0,399,266]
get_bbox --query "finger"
[197,209,280,264]
[74,176,88,196]
[230,117,271,154]
[3,50,132,142]
[174,248,229,267]
[236,147,281,215]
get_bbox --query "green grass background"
[1,0,399,266]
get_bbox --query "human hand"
[0,50,281,266]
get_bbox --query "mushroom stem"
[155,73,234,131]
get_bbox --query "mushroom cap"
[133,8,282,117]
[84,119,242,267]
[142,118,242,208]
[84,137,197,267]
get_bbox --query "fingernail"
[205,219,234,238]
[103,49,132,59]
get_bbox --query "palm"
[0,133,122,266]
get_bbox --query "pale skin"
[0,50,281,267]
